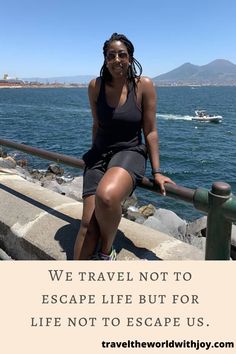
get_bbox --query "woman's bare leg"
[73,195,100,260]
[95,167,133,255]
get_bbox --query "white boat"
[193,110,223,123]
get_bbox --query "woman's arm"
[141,77,175,195]
[88,78,100,144]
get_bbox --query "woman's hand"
[153,173,176,196]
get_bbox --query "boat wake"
[157,113,194,121]
[157,113,222,123]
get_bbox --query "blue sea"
[0,86,235,221]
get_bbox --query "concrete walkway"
[0,168,204,260]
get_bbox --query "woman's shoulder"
[88,77,102,98]
[89,76,102,89]
[136,76,156,96]
[138,76,155,87]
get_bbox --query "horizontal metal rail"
[1,138,236,260]
[0,138,196,203]
[0,138,85,169]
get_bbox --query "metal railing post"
[205,182,232,260]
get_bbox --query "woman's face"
[105,40,131,79]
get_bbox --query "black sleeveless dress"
[82,78,147,197]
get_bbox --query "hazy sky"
[1,0,235,78]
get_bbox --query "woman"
[74,33,175,260]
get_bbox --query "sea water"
[0,86,235,221]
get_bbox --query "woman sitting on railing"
[73,33,175,261]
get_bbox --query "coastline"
[1,83,236,89]
[0,83,88,89]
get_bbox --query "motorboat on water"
[193,110,223,123]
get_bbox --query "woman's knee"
[95,185,120,209]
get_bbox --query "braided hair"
[100,33,142,88]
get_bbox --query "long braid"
[100,33,142,88]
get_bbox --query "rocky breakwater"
[0,149,235,259]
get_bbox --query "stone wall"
[0,166,204,261]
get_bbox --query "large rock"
[42,176,83,202]
[16,159,28,168]
[0,157,17,169]
[186,216,207,237]
[144,216,170,234]
[139,204,156,217]
[121,192,138,213]
[144,208,187,239]
[47,163,64,176]
[0,148,7,158]
[186,217,236,256]
[124,205,146,223]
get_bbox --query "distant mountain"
[153,59,236,85]
[22,59,236,86]
[22,75,95,84]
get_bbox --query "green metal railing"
[0,138,235,260]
